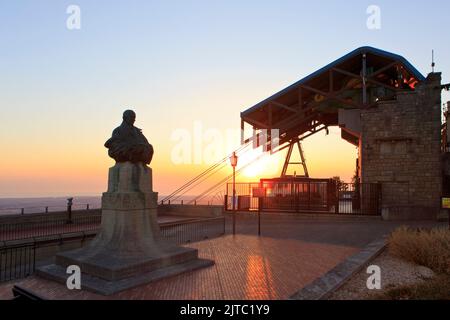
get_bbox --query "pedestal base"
[37,256,213,296]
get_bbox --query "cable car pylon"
[280,139,309,178]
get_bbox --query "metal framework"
[240,46,425,155]
[281,140,309,178]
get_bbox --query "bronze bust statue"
[104,110,154,164]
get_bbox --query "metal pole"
[258,197,261,236]
[232,166,236,235]
[362,53,367,105]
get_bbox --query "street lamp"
[230,151,238,235]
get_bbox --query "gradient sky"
[1,0,449,198]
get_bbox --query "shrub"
[388,226,450,274]
[373,274,450,300]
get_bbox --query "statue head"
[123,110,136,126]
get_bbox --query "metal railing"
[0,216,226,283]
[224,183,261,211]
[0,203,99,216]
[336,183,381,215]
[225,181,382,216]
[159,199,222,206]
[0,243,35,283]
[160,217,225,244]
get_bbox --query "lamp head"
[230,151,238,167]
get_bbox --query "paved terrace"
[0,214,444,300]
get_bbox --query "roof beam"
[241,115,269,129]
[270,101,298,113]
[333,67,398,91]
[329,69,334,93]
[370,61,398,78]
[298,84,329,97]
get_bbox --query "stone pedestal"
[37,162,214,295]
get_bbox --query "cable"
[188,151,269,204]
[161,141,252,202]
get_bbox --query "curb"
[290,235,388,300]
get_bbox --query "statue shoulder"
[112,126,122,135]
[104,126,122,148]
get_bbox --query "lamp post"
[230,151,238,235]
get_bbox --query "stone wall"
[360,73,442,220]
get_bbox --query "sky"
[0,0,449,198]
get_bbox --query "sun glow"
[237,147,282,180]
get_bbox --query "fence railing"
[225,181,381,216]
[1,199,223,215]
[0,243,35,283]
[160,217,225,244]
[0,216,225,283]
[0,214,227,243]
[336,183,381,216]
[0,214,102,242]
[0,203,99,216]
[159,199,223,206]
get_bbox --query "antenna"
[431,49,435,73]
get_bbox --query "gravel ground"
[329,250,434,300]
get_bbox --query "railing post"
[335,183,339,214]
[168,200,171,205]
[86,204,90,211]
[308,181,311,210]
[21,208,24,215]
[258,196,261,236]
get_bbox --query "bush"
[388,226,450,274]
[374,274,450,300]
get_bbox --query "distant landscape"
[0,195,206,216]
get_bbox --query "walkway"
[0,214,444,300]
[1,235,357,300]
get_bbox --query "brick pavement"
[1,215,443,300]
[0,234,357,300]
